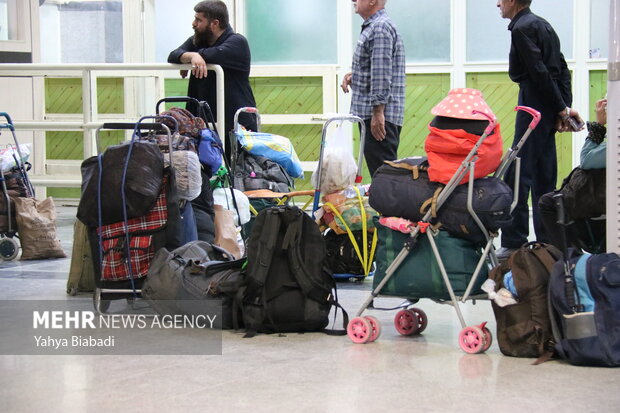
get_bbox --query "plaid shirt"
[350,9,406,126]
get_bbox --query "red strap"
[417,222,431,233]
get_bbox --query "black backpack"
[238,206,347,336]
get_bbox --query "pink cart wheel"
[458,326,487,354]
[394,309,419,336]
[347,317,373,344]
[364,315,381,342]
[482,326,493,352]
[410,307,428,334]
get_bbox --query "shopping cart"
[229,107,314,237]
[347,106,541,353]
[85,117,181,313]
[312,115,377,281]
[0,112,34,261]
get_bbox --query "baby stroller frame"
[0,112,34,261]
[347,106,541,353]
[312,115,377,280]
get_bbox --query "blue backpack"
[549,250,620,367]
[198,128,223,177]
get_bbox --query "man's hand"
[556,107,584,132]
[371,105,386,141]
[341,73,352,93]
[181,52,208,79]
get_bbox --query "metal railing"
[0,63,225,191]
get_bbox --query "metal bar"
[426,230,467,328]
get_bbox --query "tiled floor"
[0,205,618,413]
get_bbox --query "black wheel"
[93,290,111,313]
[0,237,19,261]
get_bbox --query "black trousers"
[538,191,606,253]
[361,119,401,178]
[500,82,558,248]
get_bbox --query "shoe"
[495,247,518,261]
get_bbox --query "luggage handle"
[0,112,15,130]
[552,193,585,313]
[155,96,217,130]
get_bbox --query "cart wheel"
[364,315,381,342]
[482,326,493,352]
[0,237,19,261]
[347,317,373,344]
[410,307,428,334]
[93,291,111,313]
[458,326,487,354]
[394,309,419,336]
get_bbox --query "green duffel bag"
[372,217,488,300]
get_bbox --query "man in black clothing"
[168,0,257,162]
[495,0,584,259]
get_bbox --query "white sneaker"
[496,247,518,261]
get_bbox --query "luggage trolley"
[0,112,34,260]
[89,117,179,313]
[312,115,377,281]
[347,106,541,353]
[230,107,314,233]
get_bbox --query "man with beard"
[168,0,257,164]
[169,1,256,244]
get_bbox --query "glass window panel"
[0,0,12,41]
[590,0,610,58]
[155,0,198,64]
[352,0,451,63]
[39,1,123,63]
[245,0,337,65]
[467,0,574,62]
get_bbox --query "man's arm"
[196,34,251,72]
[369,28,394,141]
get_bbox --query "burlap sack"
[13,197,66,260]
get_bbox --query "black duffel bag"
[78,141,164,227]
[141,240,245,329]
[558,167,605,220]
[369,157,513,246]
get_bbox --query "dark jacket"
[168,27,257,138]
[508,8,572,113]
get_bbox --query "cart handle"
[515,106,541,130]
[0,112,15,130]
[472,110,497,136]
[102,122,167,131]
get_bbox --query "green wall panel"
[45,78,125,114]
[252,77,322,114]
[46,131,124,159]
[589,70,608,120]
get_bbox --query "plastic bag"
[0,143,31,173]
[198,128,223,176]
[311,123,357,194]
[236,127,304,179]
[213,187,251,226]
[166,150,202,201]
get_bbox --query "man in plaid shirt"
[342,0,406,177]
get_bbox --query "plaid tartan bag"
[97,179,168,281]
